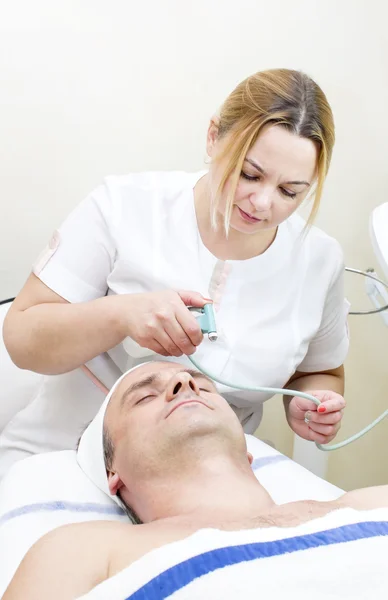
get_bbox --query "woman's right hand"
[119,290,211,357]
[4,274,211,374]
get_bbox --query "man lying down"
[4,362,388,599]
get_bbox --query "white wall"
[1,0,387,488]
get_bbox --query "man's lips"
[166,399,210,418]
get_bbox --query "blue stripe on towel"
[126,520,388,600]
[0,500,124,526]
[0,455,285,529]
[251,455,289,471]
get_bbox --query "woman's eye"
[240,171,260,182]
[280,187,297,199]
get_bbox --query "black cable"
[0,298,15,306]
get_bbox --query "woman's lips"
[237,207,263,223]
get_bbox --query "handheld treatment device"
[188,305,218,342]
[190,302,388,452]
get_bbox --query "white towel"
[0,451,128,598]
[77,364,146,507]
[0,437,343,598]
[77,507,388,599]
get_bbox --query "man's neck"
[130,456,275,525]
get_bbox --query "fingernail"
[318,405,326,413]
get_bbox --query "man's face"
[104,361,248,495]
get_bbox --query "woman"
[2,69,348,471]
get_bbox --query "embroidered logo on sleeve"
[32,230,61,275]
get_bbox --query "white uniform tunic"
[0,171,349,474]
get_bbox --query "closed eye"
[279,188,297,199]
[241,171,260,182]
[135,395,156,405]
[242,171,297,199]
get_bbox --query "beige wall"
[327,301,388,490]
[1,1,387,489]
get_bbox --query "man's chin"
[168,411,226,440]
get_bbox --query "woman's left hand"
[286,390,346,444]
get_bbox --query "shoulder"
[4,521,132,600]
[286,214,344,278]
[102,170,201,203]
[287,213,343,257]
[338,485,388,511]
[68,171,200,231]
[85,171,201,226]
[27,520,130,558]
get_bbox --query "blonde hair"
[211,69,335,232]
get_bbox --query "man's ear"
[247,452,254,466]
[107,471,125,496]
[206,115,220,158]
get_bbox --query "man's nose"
[166,372,200,402]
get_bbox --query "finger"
[318,396,346,414]
[145,339,171,357]
[163,319,197,355]
[154,330,185,357]
[305,410,343,426]
[306,391,346,414]
[308,421,340,436]
[177,290,212,308]
[175,305,204,348]
[291,396,319,413]
[308,429,335,445]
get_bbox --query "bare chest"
[109,501,337,578]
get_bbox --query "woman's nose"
[166,372,200,402]
[249,189,272,212]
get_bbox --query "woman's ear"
[107,471,124,496]
[206,115,220,158]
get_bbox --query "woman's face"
[207,124,318,235]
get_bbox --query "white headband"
[77,363,146,507]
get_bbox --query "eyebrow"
[120,369,216,407]
[244,158,310,187]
